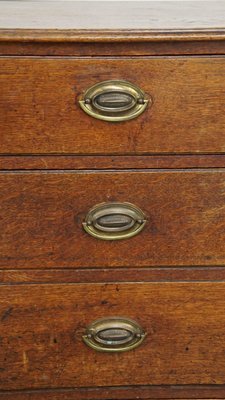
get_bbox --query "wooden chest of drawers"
[1,1,225,399]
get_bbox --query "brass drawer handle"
[83,202,146,240]
[79,80,150,122]
[83,317,146,352]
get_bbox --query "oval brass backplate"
[83,202,146,240]
[83,317,146,353]
[79,80,150,122]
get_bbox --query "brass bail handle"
[79,80,151,122]
[83,317,147,353]
[83,202,147,240]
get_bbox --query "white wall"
[2,0,196,2]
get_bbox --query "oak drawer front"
[1,281,225,390]
[1,57,225,155]
[1,170,225,269]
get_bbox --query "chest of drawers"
[1,1,225,399]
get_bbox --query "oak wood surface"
[2,390,225,400]
[1,40,225,57]
[1,57,225,155]
[2,155,225,170]
[2,3,225,398]
[1,2,225,59]
[1,267,225,284]
[1,393,225,400]
[1,170,225,269]
[1,282,225,390]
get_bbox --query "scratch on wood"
[22,351,29,372]
[1,307,13,322]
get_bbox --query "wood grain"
[2,387,225,400]
[2,155,225,170]
[1,267,225,284]
[1,282,225,390]
[1,57,225,155]
[2,3,225,398]
[1,390,225,400]
[1,40,225,57]
[1,170,225,269]
[1,29,225,42]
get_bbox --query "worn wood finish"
[1,282,225,390]
[1,2,225,59]
[2,155,225,170]
[2,390,225,400]
[2,30,225,43]
[1,40,225,57]
[1,267,225,284]
[1,391,225,400]
[1,57,225,155]
[1,30,225,43]
[2,2,225,398]
[1,170,225,269]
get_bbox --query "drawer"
[1,281,225,390]
[1,57,225,155]
[1,170,225,269]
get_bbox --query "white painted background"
[0,0,208,2]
